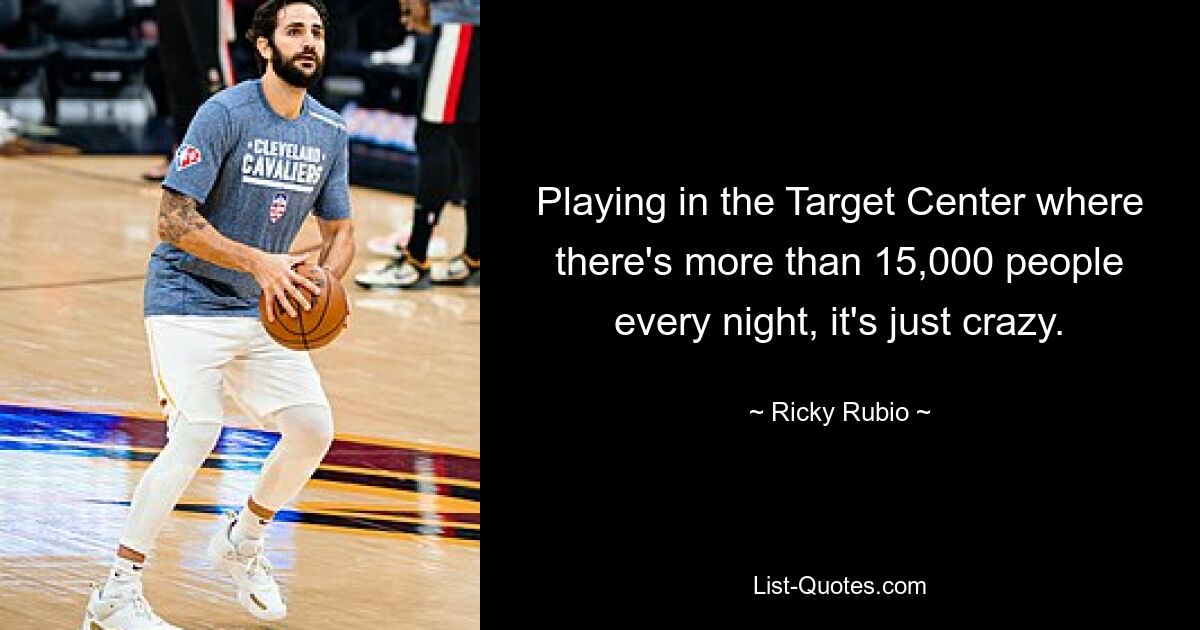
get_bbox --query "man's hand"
[252,253,322,322]
[400,0,433,34]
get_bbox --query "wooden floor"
[0,156,480,628]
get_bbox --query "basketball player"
[83,1,354,627]
[355,0,480,289]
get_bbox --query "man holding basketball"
[83,1,354,628]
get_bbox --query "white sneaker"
[206,511,286,621]
[433,256,480,287]
[81,581,180,630]
[354,259,431,290]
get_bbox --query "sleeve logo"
[176,144,203,171]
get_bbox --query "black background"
[493,9,1186,624]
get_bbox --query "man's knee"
[163,417,222,466]
[275,404,334,456]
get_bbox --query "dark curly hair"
[245,0,331,75]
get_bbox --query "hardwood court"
[0,156,480,628]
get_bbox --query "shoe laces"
[107,584,164,623]
[239,541,276,587]
[130,594,161,622]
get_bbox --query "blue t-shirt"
[145,79,352,317]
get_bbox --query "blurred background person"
[142,0,235,181]
[355,0,479,289]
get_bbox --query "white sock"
[231,506,269,543]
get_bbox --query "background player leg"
[355,122,456,290]
[444,120,479,286]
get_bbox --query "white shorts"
[144,315,330,427]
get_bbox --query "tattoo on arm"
[157,189,209,243]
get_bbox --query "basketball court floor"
[0,156,480,628]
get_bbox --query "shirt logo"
[269,192,289,223]
[176,144,202,171]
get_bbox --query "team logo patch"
[176,144,202,171]
[269,192,289,223]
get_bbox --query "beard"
[269,42,324,89]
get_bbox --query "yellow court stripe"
[319,463,480,489]
[294,518,481,548]
[304,478,480,511]
[297,507,480,530]
[293,499,479,514]
[323,430,479,459]
[177,498,480,530]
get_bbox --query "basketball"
[260,262,349,351]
